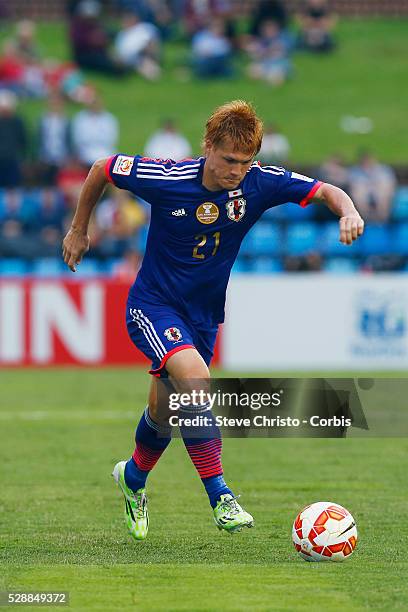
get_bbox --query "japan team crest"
[164,327,183,343]
[226,197,246,222]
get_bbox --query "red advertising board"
[0,279,220,367]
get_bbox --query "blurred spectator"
[71,93,119,167]
[30,188,67,233]
[144,118,192,160]
[250,0,289,36]
[258,123,290,164]
[94,188,146,257]
[43,60,94,104]
[318,154,349,192]
[56,157,88,208]
[3,21,46,98]
[0,90,28,188]
[191,18,233,79]
[246,19,292,86]
[13,20,41,62]
[111,248,142,280]
[0,190,38,259]
[284,253,322,272]
[315,154,350,221]
[67,0,102,17]
[0,0,10,20]
[69,0,127,75]
[183,0,235,38]
[349,152,396,223]
[21,56,47,98]
[0,41,25,95]
[37,93,71,186]
[0,190,28,227]
[297,0,336,53]
[116,0,173,38]
[114,12,161,80]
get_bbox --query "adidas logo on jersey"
[172,208,187,217]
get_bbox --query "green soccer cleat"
[112,460,149,541]
[213,494,254,534]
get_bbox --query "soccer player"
[62,100,364,540]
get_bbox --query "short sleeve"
[105,154,201,202]
[254,164,322,209]
[105,154,140,192]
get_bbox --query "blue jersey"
[106,155,321,326]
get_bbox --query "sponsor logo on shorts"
[164,327,183,343]
[196,202,219,224]
[113,155,134,175]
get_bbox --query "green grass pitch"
[0,368,407,611]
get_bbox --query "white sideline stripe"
[136,309,167,354]
[0,410,136,421]
[130,309,165,359]
[136,173,198,181]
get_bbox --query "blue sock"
[179,404,233,508]
[124,457,148,492]
[124,407,172,492]
[202,474,233,509]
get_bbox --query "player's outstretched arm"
[62,157,110,272]
[313,182,364,245]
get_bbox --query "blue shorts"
[126,297,218,377]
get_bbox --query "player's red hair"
[203,100,263,155]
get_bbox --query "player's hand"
[339,215,364,245]
[62,227,90,272]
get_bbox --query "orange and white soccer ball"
[292,501,357,562]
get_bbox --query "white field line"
[0,410,137,421]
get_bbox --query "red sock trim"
[185,439,223,479]
[133,443,164,471]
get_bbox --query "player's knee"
[166,347,210,380]
[165,347,210,403]
[148,398,159,422]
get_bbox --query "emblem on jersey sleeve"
[113,155,134,176]
[196,202,219,224]
[164,327,183,343]
[226,197,246,222]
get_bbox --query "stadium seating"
[32,258,64,277]
[0,258,29,276]
[262,202,317,221]
[239,222,282,256]
[282,202,318,221]
[70,260,103,277]
[137,225,149,252]
[323,258,360,273]
[392,223,408,256]
[2,185,408,277]
[285,222,319,255]
[320,221,360,257]
[249,256,283,274]
[358,224,393,256]
[392,187,408,220]
[231,258,250,274]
